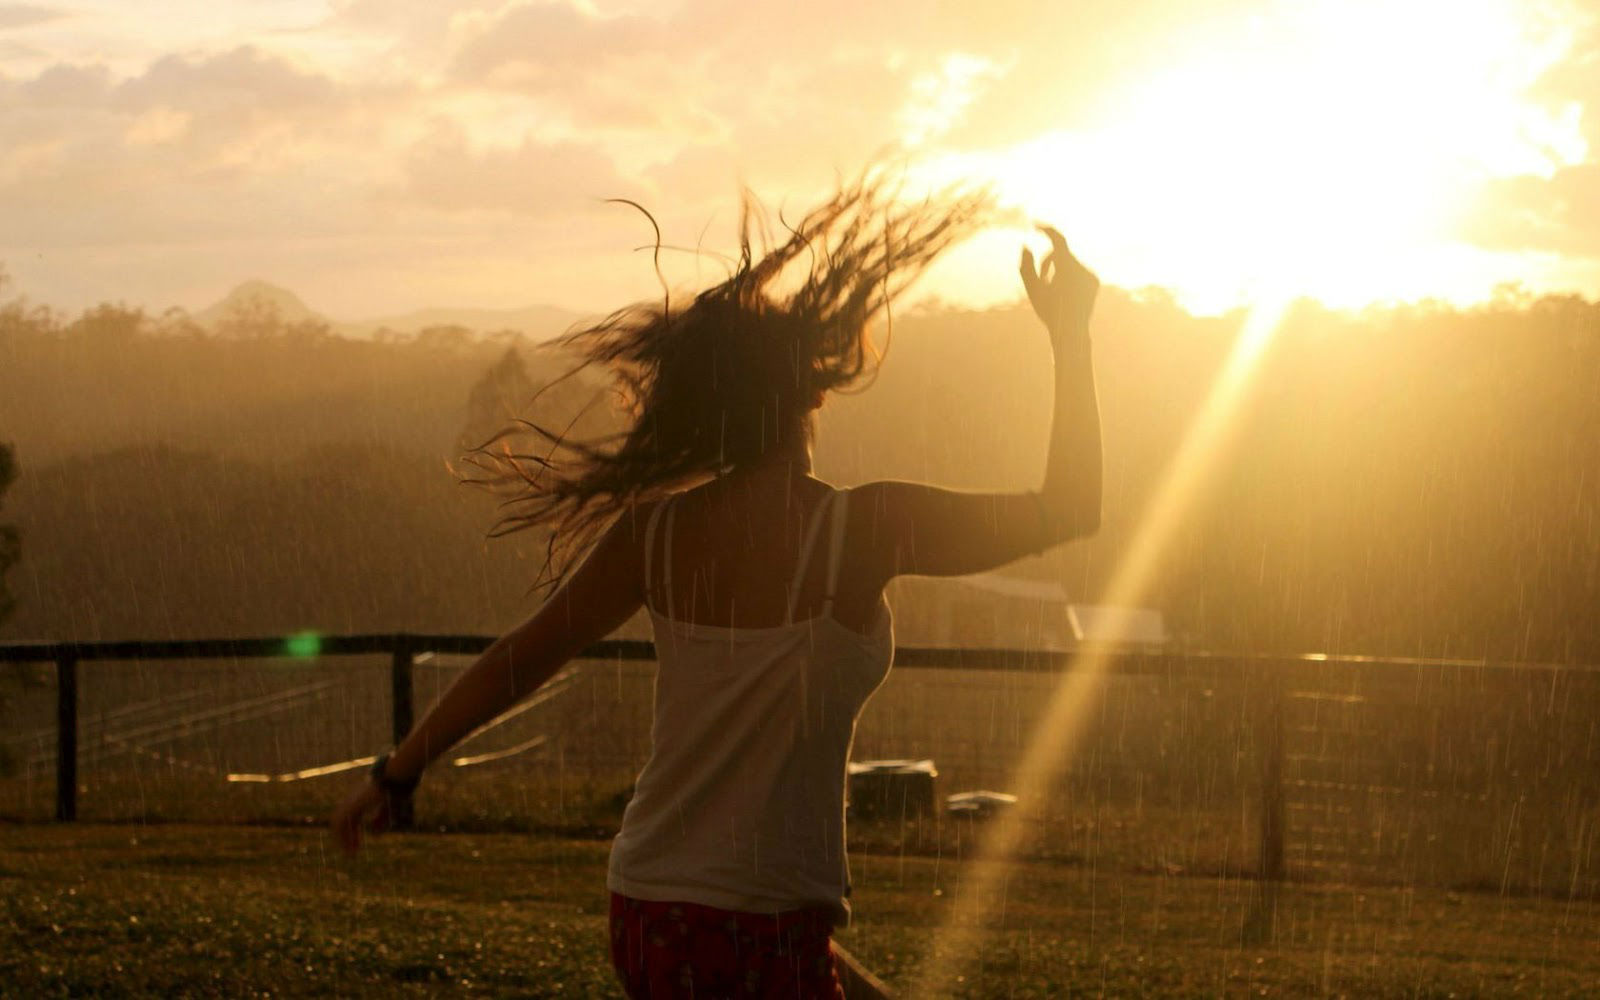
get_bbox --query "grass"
[2,823,1597,998]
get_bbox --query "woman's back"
[610,478,893,924]
[639,468,885,636]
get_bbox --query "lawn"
[2,823,1596,997]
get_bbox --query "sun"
[922,0,1586,313]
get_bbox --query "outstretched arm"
[856,225,1102,581]
[1026,225,1102,540]
[332,511,646,852]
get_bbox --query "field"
[3,823,1598,998]
[4,648,1599,996]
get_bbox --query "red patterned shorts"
[608,892,845,999]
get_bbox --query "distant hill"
[194,280,323,331]
[194,281,584,340]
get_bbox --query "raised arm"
[856,225,1102,582]
[332,509,647,852]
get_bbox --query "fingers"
[333,808,360,854]
[1035,223,1071,260]
[1037,224,1090,282]
[1034,223,1099,295]
[1023,225,1070,282]
[1019,247,1039,299]
[1020,244,1057,288]
[331,783,387,855]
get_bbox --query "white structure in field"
[889,573,1170,650]
[948,574,1074,649]
[1066,603,1170,646]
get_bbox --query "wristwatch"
[369,752,421,797]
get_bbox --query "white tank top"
[606,487,893,925]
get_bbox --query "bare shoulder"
[838,480,930,583]
[579,496,672,577]
[608,487,704,561]
[620,494,670,540]
[846,479,931,504]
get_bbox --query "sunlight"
[922,0,1586,312]
[909,293,1292,997]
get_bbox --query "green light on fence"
[285,631,322,658]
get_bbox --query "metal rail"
[3,632,1592,880]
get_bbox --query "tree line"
[1,269,1597,662]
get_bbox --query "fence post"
[1259,667,1286,882]
[389,636,416,831]
[56,654,78,822]
[1242,663,1287,944]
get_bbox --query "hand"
[1019,224,1099,339]
[330,778,397,855]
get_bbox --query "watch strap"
[369,751,421,796]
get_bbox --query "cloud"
[441,0,1023,216]
[443,0,1010,146]
[7,0,1596,316]
[14,62,110,106]
[116,45,339,116]
[1462,5,1600,259]
[0,0,1066,313]
[450,2,662,85]
[1531,9,1600,145]
[0,4,63,30]
[431,0,1212,218]
[402,121,643,214]
[0,48,380,252]
[1464,164,1600,258]
[447,3,734,136]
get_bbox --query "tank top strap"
[661,496,680,620]
[640,496,665,611]
[784,490,838,624]
[821,488,851,616]
[642,496,673,617]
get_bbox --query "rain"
[4,262,1597,995]
[3,3,1600,997]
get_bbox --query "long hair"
[460,173,989,592]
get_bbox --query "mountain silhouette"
[195,280,323,331]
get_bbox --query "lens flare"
[908,295,1291,997]
[284,631,322,658]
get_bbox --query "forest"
[1,271,1597,663]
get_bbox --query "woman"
[332,178,1103,997]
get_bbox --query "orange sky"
[1,0,1596,319]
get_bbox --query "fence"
[2,634,1597,897]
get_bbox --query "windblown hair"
[461,174,989,592]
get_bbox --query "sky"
[0,0,1596,320]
